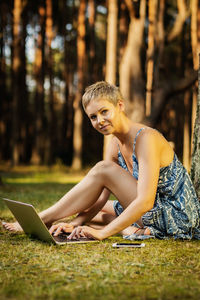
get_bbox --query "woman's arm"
[101,131,161,238]
[72,131,161,240]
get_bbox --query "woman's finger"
[63,224,74,233]
[49,224,59,235]
[68,227,80,239]
[53,226,64,236]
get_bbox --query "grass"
[0,166,200,300]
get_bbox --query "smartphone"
[112,242,145,248]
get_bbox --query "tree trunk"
[154,0,165,84]
[103,0,118,159]
[183,91,191,171]
[144,70,197,127]
[45,0,56,165]
[190,0,200,154]
[105,0,118,85]
[12,0,22,165]
[88,0,96,83]
[119,1,129,62]
[20,3,28,162]
[145,0,158,116]
[0,1,7,161]
[167,0,187,42]
[191,55,200,199]
[71,0,87,170]
[31,0,46,165]
[120,0,146,122]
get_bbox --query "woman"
[4,81,200,240]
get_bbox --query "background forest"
[0,0,200,171]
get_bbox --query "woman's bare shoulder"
[135,127,174,167]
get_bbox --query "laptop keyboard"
[53,232,94,243]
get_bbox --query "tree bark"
[20,3,28,162]
[103,0,118,159]
[190,0,200,154]
[105,0,118,85]
[191,55,200,199]
[119,1,128,62]
[45,0,56,165]
[183,91,191,171]
[120,0,146,122]
[0,1,7,161]
[167,0,187,42]
[71,0,87,170]
[31,0,46,165]
[12,0,22,165]
[144,70,198,127]
[88,0,96,83]
[145,0,158,116]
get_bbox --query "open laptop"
[1,198,97,245]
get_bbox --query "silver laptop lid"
[2,198,56,244]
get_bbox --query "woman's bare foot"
[2,221,23,232]
[121,226,151,236]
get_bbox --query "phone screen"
[112,242,145,248]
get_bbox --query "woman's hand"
[49,222,74,236]
[68,226,105,241]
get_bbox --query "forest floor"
[0,166,200,300]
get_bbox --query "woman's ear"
[117,100,125,112]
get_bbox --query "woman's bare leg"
[87,200,150,235]
[3,161,150,234]
[39,161,139,224]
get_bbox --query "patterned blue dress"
[114,128,200,239]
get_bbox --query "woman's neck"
[113,115,133,144]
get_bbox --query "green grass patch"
[0,168,200,300]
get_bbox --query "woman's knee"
[89,160,116,179]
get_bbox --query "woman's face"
[85,99,124,135]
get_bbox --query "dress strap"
[133,128,146,156]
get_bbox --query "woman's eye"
[102,110,108,115]
[90,115,96,120]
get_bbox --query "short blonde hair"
[82,81,124,111]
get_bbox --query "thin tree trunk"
[0,1,7,161]
[167,0,187,42]
[183,91,191,171]
[60,0,74,165]
[71,0,87,170]
[88,0,96,83]
[12,0,22,165]
[119,1,128,62]
[20,3,28,162]
[103,0,118,159]
[191,54,200,199]
[105,0,118,85]
[145,0,158,116]
[120,0,146,122]
[190,0,200,154]
[31,0,46,164]
[154,0,165,81]
[45,0,55,164]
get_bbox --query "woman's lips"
[100,124,110,130]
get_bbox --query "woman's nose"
[97,115,104,124]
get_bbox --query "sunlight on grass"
[4,173,84,184]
